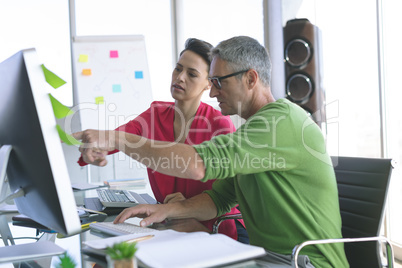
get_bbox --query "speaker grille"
[285,39,312,68]
[286,73,313,104]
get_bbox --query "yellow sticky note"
[82,69,92,76]
[49,94,74,119]
[95,96,104,105]
[41,64,66,89]
[56,125,82,146]
[78,54,89,63]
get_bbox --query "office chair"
[213,156,395,268]
[293,156,394,268]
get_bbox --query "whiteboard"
[71,35,153,130]
[70,35,153,183]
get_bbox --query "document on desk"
[84,229,266,268]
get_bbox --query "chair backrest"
[332,156,393,268]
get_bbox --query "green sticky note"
[41,64,66,89]
[56,125,82,146]
[95,96,104,105]
[49,94,74,119]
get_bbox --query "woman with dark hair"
[78,38,246,241]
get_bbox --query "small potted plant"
[56,252,77,268]
[106,241,138,268]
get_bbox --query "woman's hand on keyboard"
[113,204,169,227]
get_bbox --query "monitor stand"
[0,145,16,246]
[0,145,12,202]
[0,145,65,263]
[0,145,25,204]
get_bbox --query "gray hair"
[211,36,272,86]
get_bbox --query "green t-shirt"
[194,99,349,268]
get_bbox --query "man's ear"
[246,69,258,90]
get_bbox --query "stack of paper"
[83,229,266,268]
[104,178,147,190]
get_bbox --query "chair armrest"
[212,213,243,234]
[291,236,394,268]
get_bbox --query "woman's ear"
[204,81,212,91]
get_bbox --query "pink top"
[78,101,243,239]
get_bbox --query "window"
[296,0,381,158]
[177,0,264,49]
[0,0,72,106]
[297,0,402,257]
[176,0,264,107]
[383,0,402,254]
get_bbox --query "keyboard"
[90,221,157,236]
[96,189,139,207]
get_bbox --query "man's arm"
[114,193,217,227]
[73,129,205,180]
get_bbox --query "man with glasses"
[74,36,348,267]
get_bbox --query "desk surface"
[0,189,210,268]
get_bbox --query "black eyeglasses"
[209,69,249,89]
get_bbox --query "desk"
[0,189,210,268]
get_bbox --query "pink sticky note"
[110,50,119,58]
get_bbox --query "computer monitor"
[0,48,81,237]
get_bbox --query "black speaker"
[284,18,325,127]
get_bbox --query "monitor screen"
[0,48,81,236]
